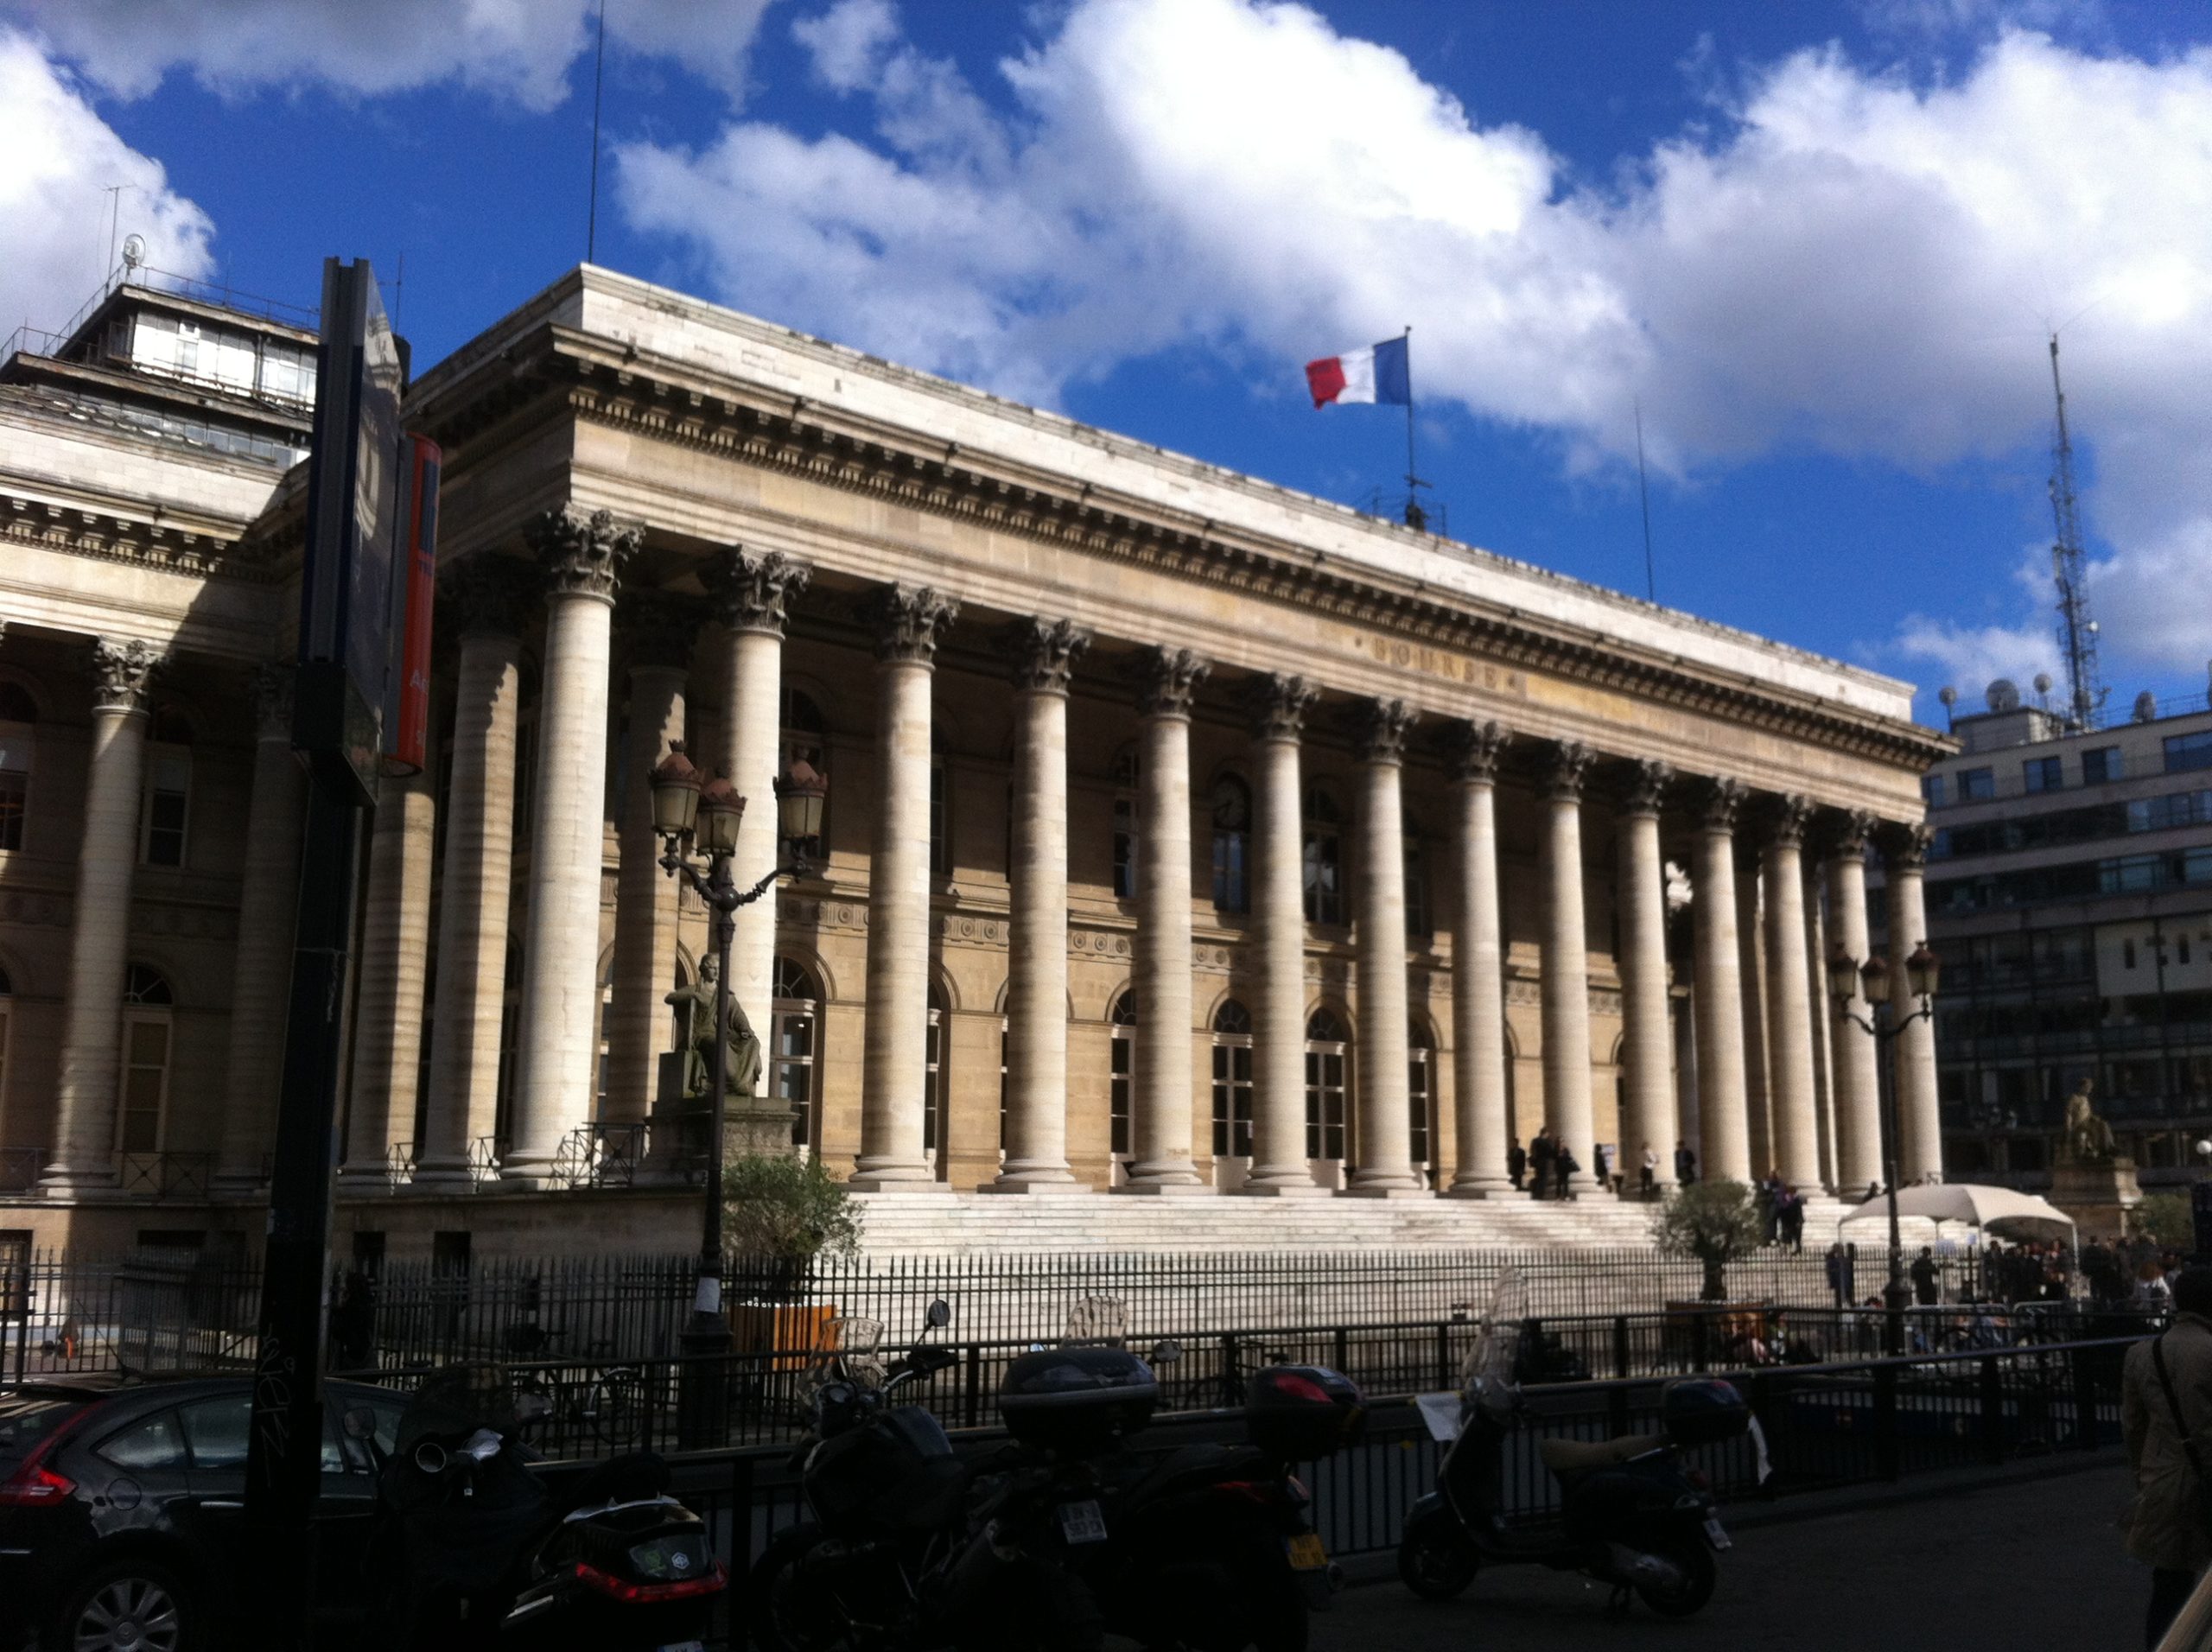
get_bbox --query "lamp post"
[1827,939,1941,1357]
[649,741,827,1445]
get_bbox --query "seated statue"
[2062,1080,2117,1166]
[664,956,764,1102]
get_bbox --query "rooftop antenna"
[102,183,125,285]
[586,0,608,264]
[2047,334,2107,730]
[1400,325,1429,531]
[1634,398,1656,602]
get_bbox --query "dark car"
[0,1374,409,1651]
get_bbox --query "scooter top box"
[1247,1365,1367,1462]
[1000,1347,1160,1453]
[1660,1378,1750,1446]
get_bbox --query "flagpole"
[1402,324,1415,500]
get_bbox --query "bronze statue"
[2062,1077,2117,1166]
[665,956,763,1102]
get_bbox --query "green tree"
[2136,1191,2193,1249]
[722,1153,863,1268]
[1651,1179,1765,1301]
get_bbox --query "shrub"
[1651,1179,1765,1301]
[722,1153,862,1266]
[2136,1191,2194,1249]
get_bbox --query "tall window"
[1303,785,1345,925]
[1305,1008,1351,1161]
[924,987,948,1174]
[2166,731,2212,775]
[1211,776,1250,913]
[930,754,950,876]
[772,956,821,1149]
[1109,991,1136,1156]
[0,683,35,853]
[1956,766,1995,802]
[118,964,175,1156]
[1404,836,1430,940]
[140,709,194,867]
[1408,1020,1435,1176]
[2024,755,2063,793]
[2082,746,2123,785]
[1211,1000,1254,1157]
[1112,747,1139,899]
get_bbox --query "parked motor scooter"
[1396,1274,1748,1618]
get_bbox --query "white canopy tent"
[1841,1183,2077,1244]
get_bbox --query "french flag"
[1305,335,1410,408]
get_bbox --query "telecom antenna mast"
[2047,334,2106,728]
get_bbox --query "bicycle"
[501,1323,651,1451]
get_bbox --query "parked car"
[0,1373,410,1651]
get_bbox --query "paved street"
[1313,1462,2142,1652]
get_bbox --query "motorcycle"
[349,1363,723,1651]
[1396,1274,1749,1618]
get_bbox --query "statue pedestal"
[2049,1156,2143,1240]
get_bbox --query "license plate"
[658,1642,706,1652]
[1702,1514,1732,1552]
[1287,1532,1329,1571]
[1058,1500,1108,1544]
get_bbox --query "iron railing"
[0,1147,46,1194]
[115,1151,215,1199]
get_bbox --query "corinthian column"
[603,590,700,1125]
[1240,673,1324,1196]
[340,764,435,1178]
[702,549,810,1046]
[1349,697,1422,1194]
[1616,758,1676,1196]
[1539,740,1599,1193]
[1823,811,1882,1192]
[850,585,958,1188]
[1444,721,1516,1197]
[989,618,1090,1192]
[416,558,532,1185]
[1123,647,1208,1192]
[1692,778,1751,1182]
[1762,795,1822,1189]
[1882,823,1943,1182]
[504,508,637,1184]
[1738,856,1773,1177]
[43,637,162,1190]
[215,665,305,1189]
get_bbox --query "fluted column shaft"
[1692,780,1751,1181]
[506,510,635,1182]
[341,766,435,1174]
[1738,862,1773,1177]
[1804,861,1839,1187]
[1826,818,1882,1191]
[1446,724,1514,1196]
[1762,799,1821,1188]
[1351,699,1421,1193]
[1125,649,1207,1191]
[1617,762,1676,1193]
[1885,826,1942,1182]
[605,651,688,1124]
[45,638,160,1188]
[417,587,525,1185]
[1243,675,1320,1195]
[852,586,957,1187]
[1539,742,1597,1191]
[993,620,1088,1191]
[216,666,305,1187]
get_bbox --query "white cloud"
[0,29,214,340]
[620,1,2212,694]
[3,0,774,110]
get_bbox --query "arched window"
[1109,991,1137,1156]
[0,683,35,854]
[1112,748,1139,900]
[772,956,821,1150]
[924,986,949,1176]
[119,964,175,1156]
[1302,785,1344,925]
[1211,999,1254,1157]
[1404,836,1430,940]
[140,708,194,868]
[1408,1020,1436,1177]
[1305,1008,1351,1162]
[1211,776,1250,913]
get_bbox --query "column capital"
[1245,672,1316,740]
[248,662,294,741]
[1616,757,1675,819]
[89,636,161,712]
[528,506,639,601]
[702,546,810,636]
[1135,646,1210,719]
[1878,819,1935,870]
[619,588,705,671]
[1762,792,1816,848]
[1444,718,1510,785]
[1696,775,1749,833]
[1541,739,1595,802]
[867,583,960,664]
[1354,697,1419,765]
[1817,807,1878,860]
[1008,617,1091,694]
[441,554,537,639]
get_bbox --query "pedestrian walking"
[1592,1142,1611,1191]
[1826,1242,1850,1309]
[1911,1246,1941,1307]
[1758,1172,1783,1246]
[1640,1141,1658,1201]
[1530,1129,1556,1201]
[1506,1138,1528,1192]
[1780,1185,1805,1253]
[2121,1266,2212,1647]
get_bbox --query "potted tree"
[1653,1179,1768,1367]
[723,1153,862,1367]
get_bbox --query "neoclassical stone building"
[0,265,1951,1257]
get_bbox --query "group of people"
[1755,1171,1809,1250]
[2080,1234,2189,1313]
[1505,1134,1676,1201]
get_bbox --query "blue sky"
[4,0,2209,727]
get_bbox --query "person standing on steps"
[1554,1143,1580,1202]
[1640,1142,1658,1202]
[1675,1143,1697,1186]
[1529,1128,1556,1201]
[1507,1137,1528,1193]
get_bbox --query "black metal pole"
[677,851,738,1446]
[1877,1007,1911,1356]
[245,728,365,1649]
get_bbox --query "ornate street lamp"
[648,741,826,1444]
[1828,939,1941,1355]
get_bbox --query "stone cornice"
[410,322,1952,774]
[0,491,278,583]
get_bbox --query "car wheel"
[47,1559,198,1652]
